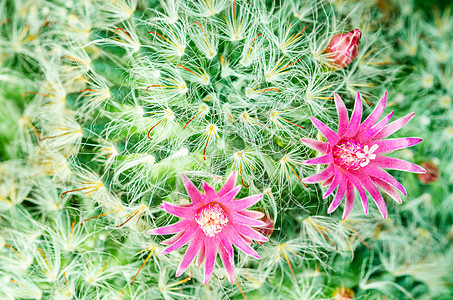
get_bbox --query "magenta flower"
[147,171,268,284]
[324,29,362,69]
[301,92,426,219]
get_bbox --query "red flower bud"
[332,287,355,300]
[256,214,274,246]
[324,29,361,69]
[417,161,439,183]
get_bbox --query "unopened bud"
[324,29,361,69]
[256,214,274,245]
[417,161,439,183]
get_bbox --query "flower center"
[195,203,229,237]
[332,138,367,170]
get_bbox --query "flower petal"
[176,231,205,277]
[342,180,355,219]
[203,237,219,284]
[363,165,406,196]
[196,245,205,267]
[234,224,268,242]
[371,137,422,154]
[161,202,197,218]
[228,194,262,211]
[223,226,260,258]
[344,172,368,214]
[323,166,341,199]
[334,93,349,135]
[217,185,242,205]
[359,111,393,142]
[373,112,415,140]
[161,232,184,245]
[310,117,340,146]
[323,175,334,186]
[302,164,334,184]
[370,176,401,204]
[219,242,235,284]
[327,176,347,214]
[238,210,265,219]
[202,181,217,199]
[303,153,333,165]
[182,174,204,205]
[218,232,234,255]
[371,156,426,173]
[217,171,238,197]
[148,219,193,235]
[359,173,388,219]
[300,138,329,153]
[358,92,388,134]
[344,92,363,137]
[160,228,198,255]
[229,211,266,227]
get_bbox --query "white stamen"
[358,144,379,168]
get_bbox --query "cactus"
[1,0,452,299]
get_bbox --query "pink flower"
[148,171,267,284]
[324,29,361,69]
[301,92,426,219]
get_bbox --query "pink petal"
[161,232,184,245]
[327,176,347,214]
[218,232,234,255]
[309,117,340,146]
[302,164,334,184]
[357,92,388,134]
[228,194,262,211]
[363,165,406,196]
[323,165,341,199]
[233,224,268,242]
[217,185,242,205]
[161,202,197,219]
[238,210,265,219]
[359,173,388,219]
[229,211,266,227]
[342,180,355,219]
[160,228,198,255]
[371,156,426,173]
[203,237,219,284]
[300,138,329,153]
[202,181,217,199]
[344,171,368,214]
[176,231,205,276]
[344,92,363,137]
[371,137,422,154]
[217,171,238,197]
[303,153,333,165]
[240,235,253,244]
[370,176,401,204]
[147,219,193,235]
[219,243,235,284]
[223,226,260,258]
[323,175,334,186]
[334,93,349,136]
[182,174,204,205]
[373,112,415,140]
[359,111,393,142]
[197,245,205,267]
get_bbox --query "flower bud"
[324,29,361,69]
[332,287,354,300]
[417,161,439,183]
[256,213,274,245]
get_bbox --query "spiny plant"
[2,0,452,299]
